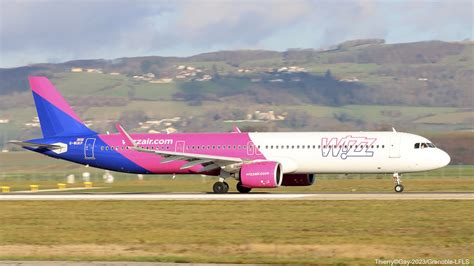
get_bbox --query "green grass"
[0,200,472,263]
[414,111,473,124]
[133,82,180,101]
[306,63,381,76]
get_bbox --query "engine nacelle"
[281,174,315,186]
[240,161,283,188]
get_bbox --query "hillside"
[0,39,473,162]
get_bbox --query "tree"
[324,69,333,80]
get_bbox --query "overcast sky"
[0,0,472,68]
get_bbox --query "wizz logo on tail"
[321,136,377,159]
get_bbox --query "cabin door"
[84,138,96,160]
[389,134,401,158]
[175,141,185,153]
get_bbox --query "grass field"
[0,200,472,264]
[0,152,473,263]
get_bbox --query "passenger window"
[414,143,419,149]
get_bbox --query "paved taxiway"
[0,192,472,200]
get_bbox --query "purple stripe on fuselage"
[28,76,83,123]
[98,133,265,174]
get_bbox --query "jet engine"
[240,161,283,188]
[281,174,315,186]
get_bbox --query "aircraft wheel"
[394,184,404,193]
[213,182,229,194]
[236,182,252,193]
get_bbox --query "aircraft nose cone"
[439,149,451,167]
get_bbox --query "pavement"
[0,192,472,201]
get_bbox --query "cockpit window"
[414,142,436,149]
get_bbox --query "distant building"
[109,72,120,76]
[149,78,173,84]
[269,79,283,82]
[71,68,83,72]
[340,77,360,82]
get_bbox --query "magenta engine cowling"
[240,161,283,188]
[281,174,316,186]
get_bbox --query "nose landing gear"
[393,172,404,192]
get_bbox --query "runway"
[0,192,472,201]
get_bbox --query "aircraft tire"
[236,182,252,193]
[394,184,404,193]
[213,182,229,194]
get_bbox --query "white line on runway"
[13,187,108,193]
[0,193,472,201]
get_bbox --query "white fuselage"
[249,132,450,174]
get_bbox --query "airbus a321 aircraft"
[10,76,451,193]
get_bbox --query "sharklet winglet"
[115,123,136,147]
[232,125,242,133]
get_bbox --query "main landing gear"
[393,172,404,193]
[236,182,252,193]
[212,181,252,194]
[213,181,229,194]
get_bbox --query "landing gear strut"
[236,182,252,193]
[393,172,404,193]
[213,181,229,194]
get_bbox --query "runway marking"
[0,193,472,201]
[12,187,108,193]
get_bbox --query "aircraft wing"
[116,123,244,172]
[8,140,62,149]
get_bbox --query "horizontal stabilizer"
[8,140,61,149]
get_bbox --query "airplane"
[9,76,451,193]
